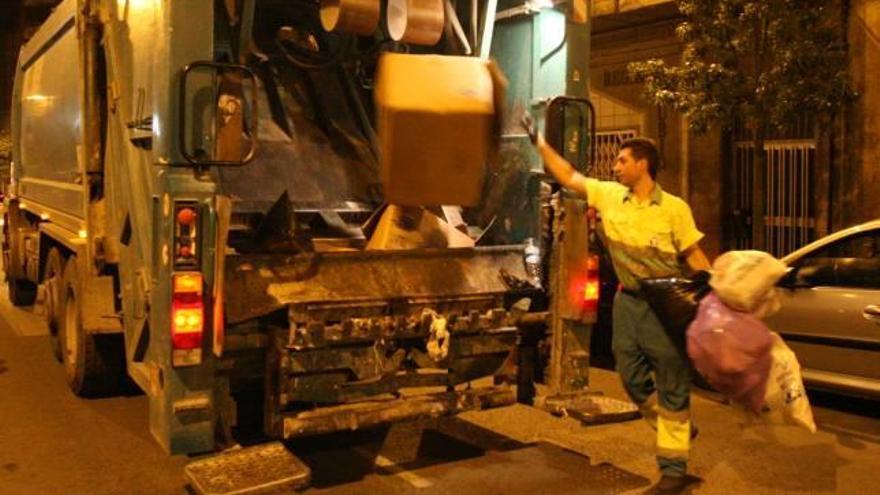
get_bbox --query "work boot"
[654,474,690,494]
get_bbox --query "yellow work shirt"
[584,178,704,291]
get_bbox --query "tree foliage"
[629,0,854,136]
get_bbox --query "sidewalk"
[461,367,879,494]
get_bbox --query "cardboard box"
[366,205,475,250]
[375,54,504,207]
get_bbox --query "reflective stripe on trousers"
[657,407,690,461]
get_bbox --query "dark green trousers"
[612,291,692,477]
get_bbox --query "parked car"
[767,220,880,398]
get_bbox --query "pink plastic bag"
[687,293,774,412]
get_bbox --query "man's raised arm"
[521,115,588,198]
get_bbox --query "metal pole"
[792,148,797,252]
[479,0,499,59]
[786,148,792,254]
[766,145,772,255]
[800,146,806,247]
[747,145,752,249]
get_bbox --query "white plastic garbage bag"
[710,250,788,315]
[758,332,817,433]
[750,288,782,319]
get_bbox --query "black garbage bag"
[638,271,711,356]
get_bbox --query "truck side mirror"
[179,62,258,166]
[544,96,596,175]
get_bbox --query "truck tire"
[8,277,37,306]
[44,248,66,362]
[59,257,124,397]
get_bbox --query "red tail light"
[172,272,204,366]
[174,203,199,268]
[566,255,601,315]
[581,255,600,312]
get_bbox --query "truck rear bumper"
[281,387,514,438]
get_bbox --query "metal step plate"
[185,442,311,495]
[539,394,641,426]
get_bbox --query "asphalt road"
[1,284,879,495]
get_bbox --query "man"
[522,116,710,493]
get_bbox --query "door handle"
[863,305,880,323]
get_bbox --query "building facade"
[588,0,880,259]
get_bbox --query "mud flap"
[185,442,311,494]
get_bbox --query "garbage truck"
[6,0,613,484]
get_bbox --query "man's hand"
[522,111,587,197]
[520,113,538,145]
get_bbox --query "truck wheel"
[44,248,66,362]
[59,258,123,397]
[8,277,37,306]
